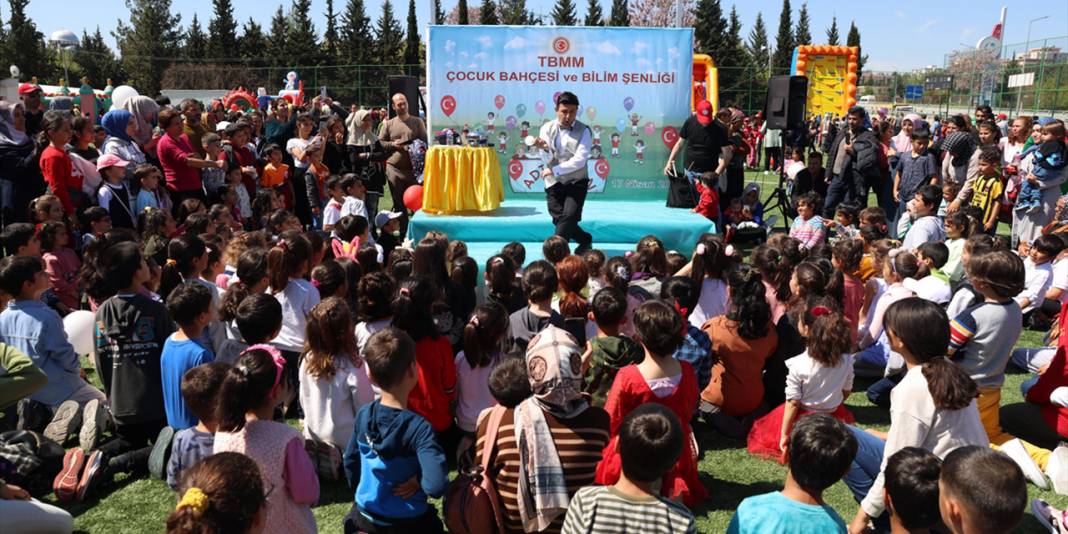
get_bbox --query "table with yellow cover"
[421,146,504,215]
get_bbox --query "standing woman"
[1014,120,1068,247]
[0,101,45,224]
[101,109,148,178]
[720,108,748,214]
[1003,116,1033,207]
[889,114,919,171]
[156,108,226,208]
[322,116,349,175]
[122,95,161,157]
[347,108,386,228]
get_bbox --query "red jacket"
[1025,301,1068,439]
[694,182,719,221]
[40,145,80,215]
[406,336,457,432]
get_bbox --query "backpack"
[443,405,506,534]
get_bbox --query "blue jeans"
[866,374,904,411]
[842,426,891,530]
[1021,375,1040,398]
[822,173,861,218]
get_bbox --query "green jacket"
[0,343,47,409]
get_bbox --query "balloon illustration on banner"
[644,122,656,136]
[505,116,517,129]
[516,103,527,118]
[494,94,505,110]
[623,96,635,112]
[661,126,680,149]
[535,100,545,116]
[440,95,456,117]
[594,158,610,179]
[585,106,597,121]
[507,159,523,180]
[616,118,626,133]
[553,92,561,105]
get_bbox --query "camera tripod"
[761,160,793,231]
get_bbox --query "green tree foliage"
[184,14,208,62]
[432,0,445,25]
[6,0,52,81]
[375,0,404,65]
[458,0,469,24]
[500,0,532,25]
[771,0,794,73]
[847,20,868,81]
[75,27,124,87]
[404,0,420,65]
[745,12,769,77]
[237,19,267,68]
[338,0,372,64]
[286,0,320,66]
[826,15,839,46]
[323,0,339,60]
[794,2,810,46]
[207,0,238,60]
[691,0,725,56]
[608,0,628,25]
[584,0,603,26]
[267,6,289,67]
[479,0,499,25]
[718,5,747,106]
[113,0,183,95]
[552,0,578,25]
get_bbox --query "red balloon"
[440,95,456,117]
[507,159,523,180]
[403,185,424,212]
[661,126,679,149]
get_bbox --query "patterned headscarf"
[0,101,30,148]
[122,95,160,145]
[525,324,588,419]
[941,130,977,167]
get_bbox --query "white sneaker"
[1002,438,1049,490]
[1046,444,1068,495]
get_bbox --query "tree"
[432,0,444,25]
[745,12,769,77]
[75,28,124,87]
[375,0,404,65]
[608,0,628,26]
[6,0,52,81]
[771,0,794,73]
[207,0,238,60]
[113,0,183,95]
[825,15,839,45]
[323,0,339,60]
[552,0,578,25]
[479,0,499,24]
[794,2,810,46]
[286,0,320,66]
[846,20,867,81]
[266,6,289,67]
[458,0,469,24]
[717,5,747,106]
[692,0,726,56]
[403,0,420,65]
[184,14,208,62]
[584,0,603,25]
[629,0,692,27]
[338,0,372,65]
[500,0,535,25]
[237,18,267,68]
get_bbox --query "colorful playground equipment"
[790,45,859,119]
[691,54,719,113]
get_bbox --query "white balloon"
[110,85,138,111]
[63,310,95,356]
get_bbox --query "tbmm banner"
[426,25,694,201]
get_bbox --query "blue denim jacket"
[0,300,82,406]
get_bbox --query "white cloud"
[917,19,938,32]
[468,63,478,69]
[667,47,679,59]
[444,40,456,53]
[504,36,527,50]
[474,52,488,60]
[961,28,975,38]
[893,9,906,20]
[636,58,651,68]
[596,41,621,55]
[477,36,493,48]
[460,51,469,59]
[656,57,663,65]
[631,41,648,54]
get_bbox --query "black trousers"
[546,179,592,246]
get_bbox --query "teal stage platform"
[408,198,717,269]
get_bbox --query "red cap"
[696,100,713,125]
[18,83,41,95]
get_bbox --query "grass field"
[48,170,1066,533]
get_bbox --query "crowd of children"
[4,106,1067,534]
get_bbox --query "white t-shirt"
[322,198,342,233]
[901,215,946,250]
[946,286,979,320]
[355,318,391,355]
[341,195,368,220]
[271,278,320,353]
[1050,257,1068,304]
[689,278,729,329]
[785,349,854,413]
[903,276,952,305]
[286,137,312,169]
[299,356,374,448]
[1017,258,1054,314]
[454,351,500,433]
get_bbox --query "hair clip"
[165,258,178,266]
[624,250,634,258]
[673,301,689,336]
[176,487,209,516]
[695,243,707,255]
[725,244,736,257]
[276,238,287,250]
[310,279,320,288]
[614,264,628,279]
[399,287,411,297]
[490,256,505,266]
[811,306,832,317]
[470,315,480,327]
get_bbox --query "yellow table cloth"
[422,146,504,214]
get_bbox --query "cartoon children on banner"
[520,120,530,139]
[497,132,508,153]
[610,133,621,158]
[629,112,641,136]
[592,125,602,147]
[486,112,496,133]
[634,140,645,164]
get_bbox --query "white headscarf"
[121,95,160,146]
[0,101,30,148]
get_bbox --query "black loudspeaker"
[387,75,422,118]
[764,75,808,130]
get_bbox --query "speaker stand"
[761,162,793,232]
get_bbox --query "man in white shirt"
[534,91,594,254]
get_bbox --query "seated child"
[161,283,216,431]
[904,242,952,305]
[562,404,697,534]
[939,446,1026,534]
[789,192,826,251]
[584,287,642,405]
[542,235,570,265]
[1015,120,1067,213]
[740,182,764,226]
[902,185,946,250]
[692,171,720,222]
[1016,234,1062,316]
[342,328,447,533]
[166,361,229,489]
[826,201,861,241]
[728,414,857,533]
[485,355,532,410]
[505,260,565,357]
[217,293,282,365]
[884,447,943,534]
[661,276,713,391]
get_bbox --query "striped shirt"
[475,405,610,533]
[561,486,697,534]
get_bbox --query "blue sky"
[23,0,1068,71]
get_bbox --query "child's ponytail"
[165,452,266,534]
[390,276,437,341]
[883,297,978,410]
[484,255,517,301]
[726,264,771,339]
[689,233,730,289]
[216,348,282,433]
[800,296,851,366]
[160,234,206,300]
[603,256,632,292]
[219,249,268,323]
[557,255,589,319]
[267,230,310,293]
[463,302,509,368]
[751,244,791,304]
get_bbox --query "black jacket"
[824,127,881,184]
